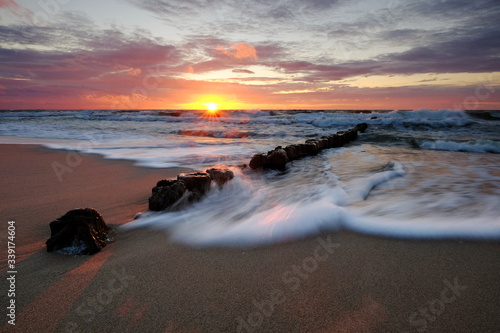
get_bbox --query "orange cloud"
[216,42,258,60]
[127,68,142,76]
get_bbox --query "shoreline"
[1,143,499,332]
[0,143,193,268]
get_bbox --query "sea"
[1,109,499,247]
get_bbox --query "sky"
[0,0,499,110]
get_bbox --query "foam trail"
[123,164,407,247]
[124,158,500,247]
[343,162,406,203]
[169,199,346,247]
[343,214,500,240]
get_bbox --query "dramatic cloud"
[232,69,255,74]
[216,42,258,60]
[0,0,499,109]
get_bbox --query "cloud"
[127,68,142,76]
[0,0,31,19]
[276,60,377,82]
[127,0,344,17]
[232,69,255,74]
[298,0,341,11]
[179,38,286,75]
[0,20,186,109]
[379,22,500,75]
[2,0,499,109]
[124,0,345,39]
[273,17,500,83]
[216,42,258,60]
[403,0,499,20]
[266,5,295,20]
[274,4,500,82]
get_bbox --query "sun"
[202,102,221,117]
[204,102,218,113]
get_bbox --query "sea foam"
[421,140,500,154]
[123,152,500,247]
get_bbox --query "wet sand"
[1,144,499,333]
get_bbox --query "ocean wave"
[124,158,500,247]
[420,140,500,154]
[178,129,250,139]
[122,161,407,246]
[287,109,476,132]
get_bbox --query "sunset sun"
[204,102,218,112]
[202,102,221,117]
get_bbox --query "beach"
[1,143,499,333]
[2,0,499,330]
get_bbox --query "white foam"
[421,140,500,154]
[343,214,500,240]
[290,109,473,129]
[343,161,406,202]
[120,162,430,246]
[124,150,500,247]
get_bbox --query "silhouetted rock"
[247,124,368,171]
[46,208,108,255]
[149,179,187,211]
[284,145,298,160]
[354,122,368,133]
[294,144,305,158]
[178,172,211,194]
[206,167,234,186]
[249,153,268,169]
[347,129,357,141]
[305,140,320,155]
[336,132,348,145]
[267,148,289,170]
[327,135,338,148]
[320,137,330,149]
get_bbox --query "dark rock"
[296,144,306,157]
[319,137,329,149]
[347,129,357,141]
[295,144,306,158]
[370,116,378,119]
[267,148,289,170]
[330,134,342,147]
[354,122,368,133]
[46,208,108,255]
[336,132,348,145]
[303,143,316,155]
[326,136,332,147]
[248,125,366,172]
[320,137,328,149]
[149,179,187,211]
[315,138,324,150]
[249,153,268,169]
[284,145,298,160]
[206,167,234,186]
[305,140,320,155]
[178,172,212,194]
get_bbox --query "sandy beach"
[1,143,499,333]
